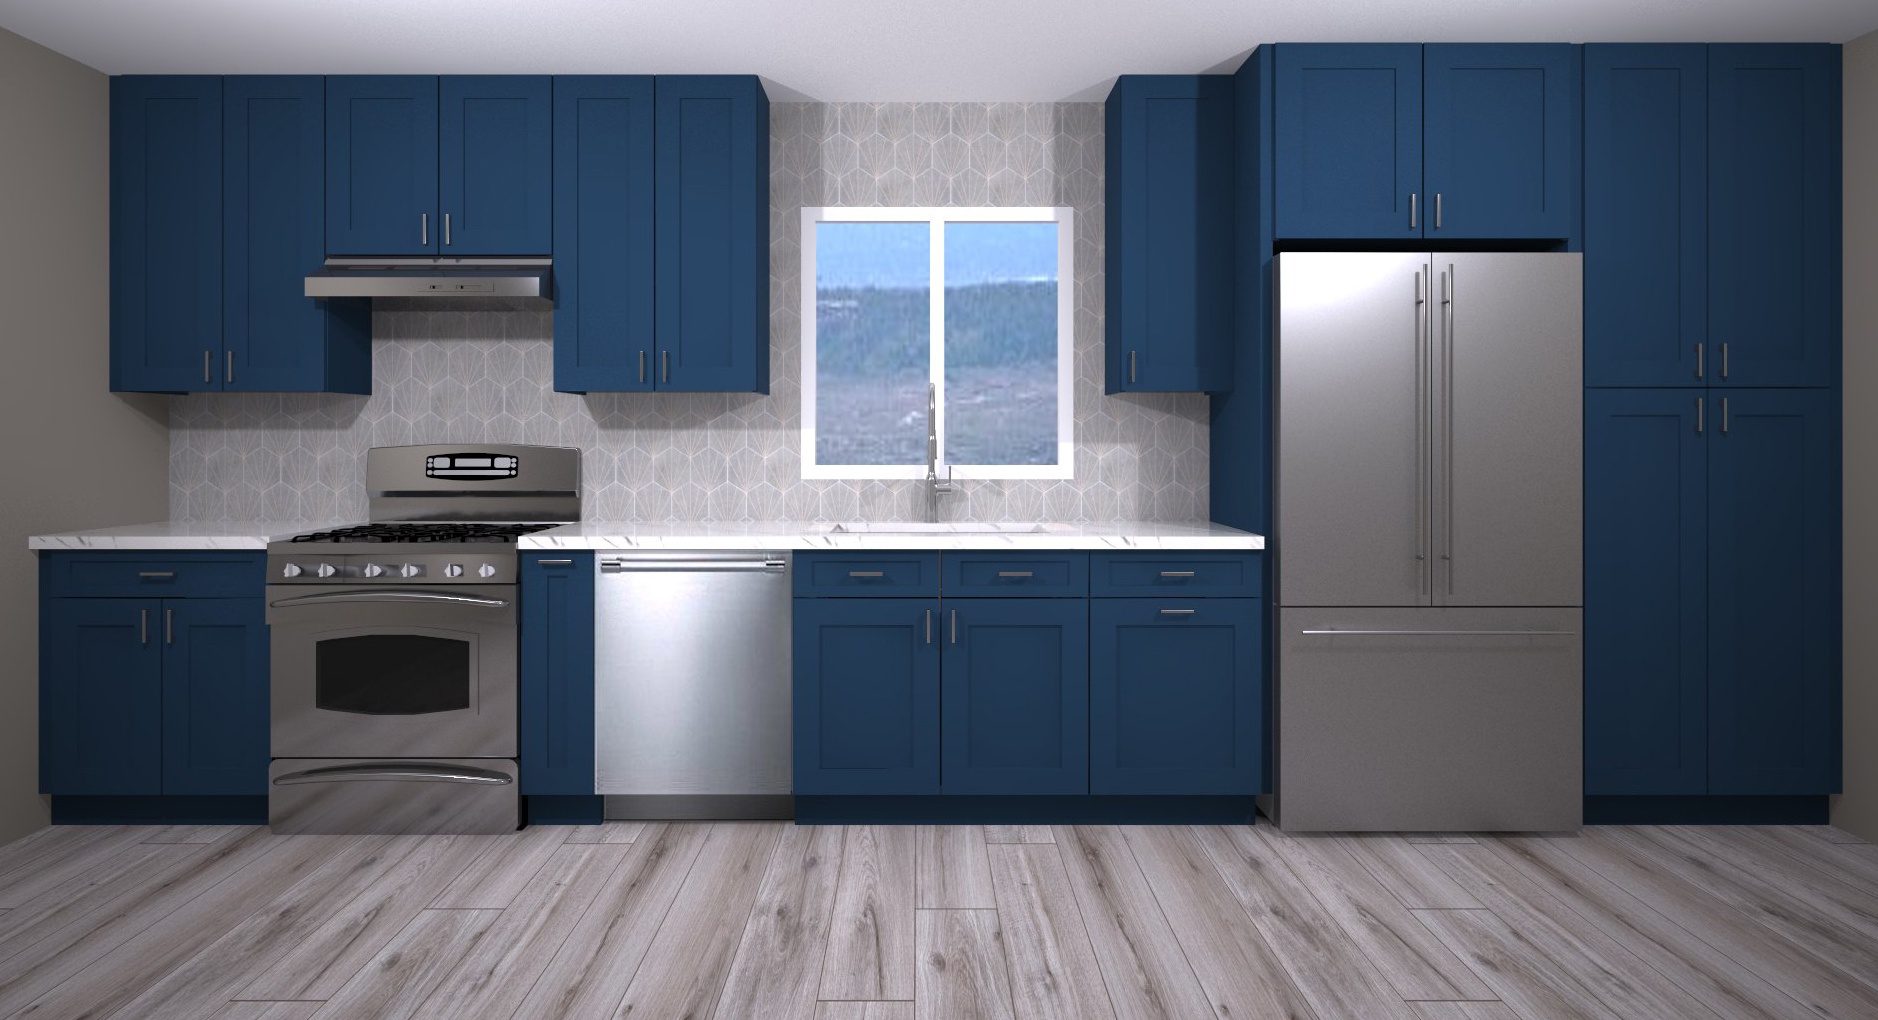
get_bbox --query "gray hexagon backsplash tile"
[170,103,1208,525]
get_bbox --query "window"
[801,207,1075,480]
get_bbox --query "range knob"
[315,563,337,578]
[478,563,497,579]
[399,563,423,578]
[444,564,464,578]
[280,563,303,579]
[362,564,385,578]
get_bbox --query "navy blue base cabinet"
[942,599,1088,795]
[519,553,597,800]
[40,554,269,805]
[1585,390,1839,801]
[793,596,942,795]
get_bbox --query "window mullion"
[929,214,947,472]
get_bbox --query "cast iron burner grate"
[289,522,560,544]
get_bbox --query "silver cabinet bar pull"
[1301,629,1575,636]
[1434,192,1443,229]
[537,559,574,566]
[1720,342,1729,379]
[139,609,148,646]
[1410,192,1419,229]
[138,571,176,579]
[1129,350,1137,384]
[203,350,212,383]
[847,570,884,578]
[662,351,671,383]
[638,351,646,384]
[1696,396,1704,435]
[951,608,958,644]
[926,608,932,644]
[1696,342,1704,380]
[1160,608,1197,615]
[421,212,428,246]
[1159,570,1197,578]
[996,571,1034,578]
[226,350,234,384]
[1721,396,1729,435]
[164,608,173,645]
[443,212,452,246]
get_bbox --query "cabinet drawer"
[795,552,940,596]
[1089,553,1261,597]
[41,553,266,599]
[942,552,1087,597]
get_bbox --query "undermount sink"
[820,522,1062,535]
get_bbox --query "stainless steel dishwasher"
[594,551,793,819]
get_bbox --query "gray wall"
[0,28,170,844]
[1839,28,1878,840]
[170,103,1210,525]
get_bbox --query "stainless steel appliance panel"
[267,584,517,758]
[1276,252,1435,608]
[1274,607,1583,832]
[1432,252,1584,606]
[269,758,518,834]
[594,552,792,803]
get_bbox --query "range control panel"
[266,551,516,585]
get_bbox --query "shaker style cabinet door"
[1273,44,1423,239]
[519,553,596,796]
[439,75,553,255]
[793,597,940,795]
[1583,45,1708,387]
[940,599,1089,795]
[1705,389,1839,795]
[161,598,269,795]
[1707,45,1841,389]
[325,76,440,255]
[110,76,223,393]
[1421,44,1579,240]
[1583,390,1708,796]
[553,76,656,393]
[40,599,165,795]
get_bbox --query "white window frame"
[800,206,1076,481]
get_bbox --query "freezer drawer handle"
[273,762,512,786]
[269,590,510,609]
[1299,629,1576,637]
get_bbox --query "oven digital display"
[425,453,520,480]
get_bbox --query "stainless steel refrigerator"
[1268,252,1583,832]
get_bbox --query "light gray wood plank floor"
[0,821,1870,1020]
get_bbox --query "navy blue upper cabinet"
[793,597,942,795]
[224,76,370,394]
[1583,46,1708,387]
[1273,45,1422,239]
[519,553,596,796]
[1273,44,1579,240]
[326,75,550,256]
[1706,390,1839,794]
[1707,46,1841,388]
[941,599,1089,795]
[654,76,770,393]
[553,77,656,393]
[1104,75,1234,393]
[110,76,222,393]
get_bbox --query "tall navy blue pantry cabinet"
[1582,43,1841,816]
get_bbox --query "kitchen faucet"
[925,383,954,523]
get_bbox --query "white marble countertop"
[30,520,1264,552]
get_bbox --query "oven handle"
[268,590,510,609]
[272,762,514,786]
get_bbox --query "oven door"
[267,585,517,758]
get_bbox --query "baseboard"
[1583,795,1830,825]
[49,795,267,825]
[794,795,1259,825]
[525,795,605,826]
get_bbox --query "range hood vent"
[305,257,552,300]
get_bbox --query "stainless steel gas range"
[264,444,578,834]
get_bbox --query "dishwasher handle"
[600,555,786,574]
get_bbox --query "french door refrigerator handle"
[1441,266,1455,595]
[1414,269,1429,593]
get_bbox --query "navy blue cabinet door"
[1423,44,1579,240]
[110,76,222,393]
[1273,44,1422,239]
[1583,390,1707,795]
[1708,46,1841,388]
[439,76,553,255]
[941,599,1089,795]
[224,76,371,394]
[794,597,941,795]
[553,76,656,393]
[1583,46,1707,387]
[1104,75,1233,393]
[654,76,769,393]
[1707,390,1839,795]
[41,599,163,795]
[326,76,439,255]
[1089,598,1262,795]
[520,553,596,795]
[161,598,269,795]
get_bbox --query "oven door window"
[316,635,472,715]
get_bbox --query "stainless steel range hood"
[305,257,552,299]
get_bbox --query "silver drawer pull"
[537,559,575,566]
[1300,629,1576,637]
[996,571,1035,578]
[1159,570,1197,578]
[848,570,885,578]
[273,762,512,786]
[1160,608,1197,615]
[138,571,176,579]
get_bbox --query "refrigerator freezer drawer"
[1275,607,1582,832]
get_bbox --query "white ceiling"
[2,0,1875,101]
